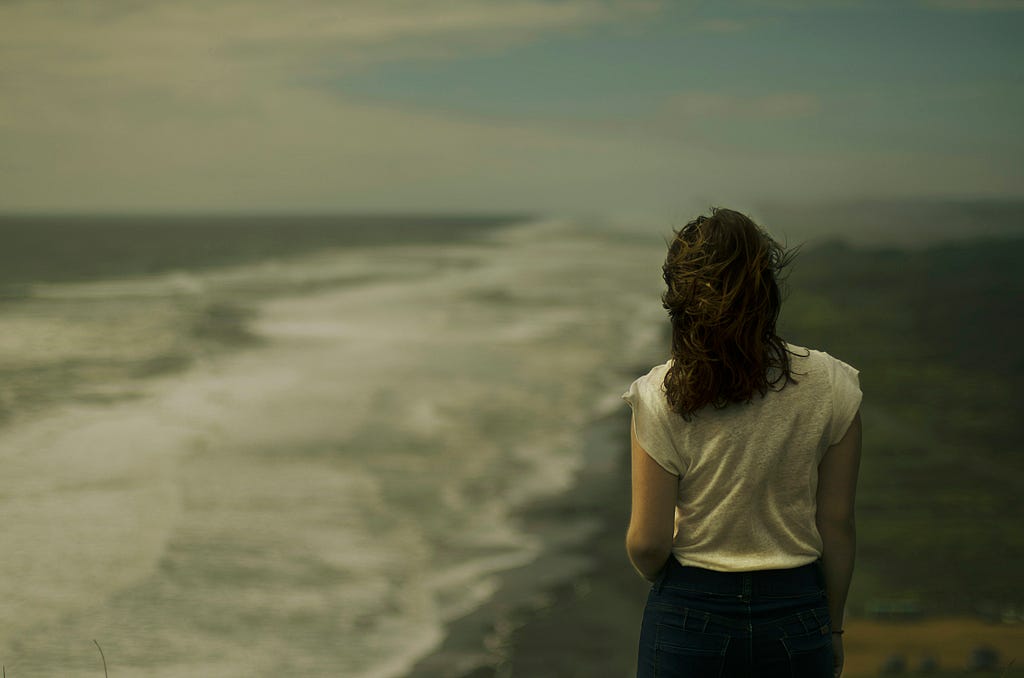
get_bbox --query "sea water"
[0,217,667,677]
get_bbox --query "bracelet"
[831,629,844,635]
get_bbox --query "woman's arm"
[626,415,678,581]
[816,409,862,675]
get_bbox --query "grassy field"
[842,617,1022,677]
[780,236,1024,617]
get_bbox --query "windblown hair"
[662,207,799,420]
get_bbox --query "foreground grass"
[3,640,108,678]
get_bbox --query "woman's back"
[623,344,861,571]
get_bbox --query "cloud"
[0,0,669,157]
[1,0,1017,213]
[737,0,886,8]
[920,0,1024,10]
[0,0,666,83]
[657,91,822,120]
[692,18,749,32]
[0,0,684,212]
[0,0,669,126]
[745,0,1024,10]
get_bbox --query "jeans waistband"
[659,557,824,598]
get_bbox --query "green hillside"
[780,236,1024,616]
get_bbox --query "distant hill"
[752,197,1024,250]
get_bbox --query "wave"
[0,216,668,676]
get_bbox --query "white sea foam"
[0,217,667,677]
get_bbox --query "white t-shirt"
[622,343,862,572]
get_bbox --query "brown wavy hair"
[661,207,800,420]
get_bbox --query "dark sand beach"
[488,410,652,678]
[407,406,652,678]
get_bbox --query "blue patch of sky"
[671,3,1024,155]
[309,2,1021,155]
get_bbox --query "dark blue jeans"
[637,556,834,677]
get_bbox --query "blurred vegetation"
[779,236,1024,616]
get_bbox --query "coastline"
[405,406,651,678]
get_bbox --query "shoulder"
[785,342,858,377]
[786,343,862,411]
[622,361,684,474]
[623,361,671,396]
[789,345,864,444]
[621,361,672,411]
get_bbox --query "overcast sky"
[2,0,1021,215]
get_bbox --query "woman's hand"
[832,633,844,677]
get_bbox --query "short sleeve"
[828,356,863,446]
[621,370,682,476]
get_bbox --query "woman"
[622,207,862,678]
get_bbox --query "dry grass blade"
[93,640,108,678]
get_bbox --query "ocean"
[0,215,667,676]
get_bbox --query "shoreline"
[405,406,651,678]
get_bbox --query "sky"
[1,0,1022,216]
